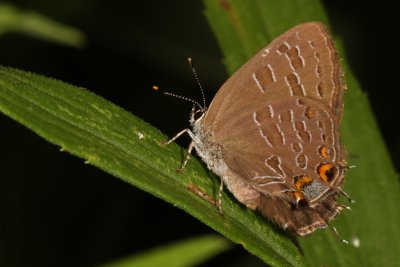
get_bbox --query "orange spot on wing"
[294,175,313,190]
[318,163,334,182]
[319,146,329,159]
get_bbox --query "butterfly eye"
[318,163,337,182]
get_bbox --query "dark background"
[0,1,398,266]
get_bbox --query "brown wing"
[199,22,347,235]
[203,22,345,130]
[218,96,343,198]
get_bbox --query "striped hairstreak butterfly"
[164,22,352,239]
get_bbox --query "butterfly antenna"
[187,57,206,110]
[152,85,203,111]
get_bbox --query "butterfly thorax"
[191,114,229,178]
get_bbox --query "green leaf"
[99,235,231,267]
[0,65,309,267]
[203,0,400,266]
[0,3,86,47]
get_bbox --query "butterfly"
[166,22,352,239]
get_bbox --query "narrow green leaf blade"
[0,3,86,47]
[99,235,231,267]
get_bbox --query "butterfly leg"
[163,129,197,172]
[163,128,191,145]
[178,141,194,172]
[187,183,223,213]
